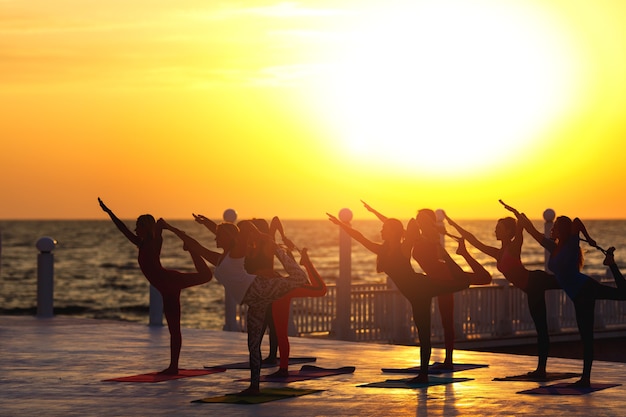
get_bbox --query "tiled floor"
[1,315,625,416]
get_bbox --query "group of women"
[328,200,625,388]
[99,197,625,392]
[99,198,324,395]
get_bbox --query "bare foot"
[603,247,616,266]
[569,378,591,388]
[408,373,429,384]
[430,362,454,371]
[236,386,260,396]
[299,248,310,266]
[158,366,179,375]
[526,369,546,379]
[262,356,277,365]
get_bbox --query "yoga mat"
[192,387,324,404]
[517,382,621,395]
[382,362,488,375]
[104,368,226,383]
[205,357,316,370]
[239,365,356,383]
[493,372,579,382]
[358,376,473,389]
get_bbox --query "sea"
[1,219,625,331]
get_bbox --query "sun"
[319,1,586,176]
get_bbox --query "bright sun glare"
[323,1,584,176]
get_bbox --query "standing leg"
[241,302,269,395]
[160,292,182,375]
[435,293,455,369]
[269,295,292,376]
[408,297,432,383]
[526,288,549,377]
[526,271,561,377]
[573,288,595,387]
[261,305,278,365]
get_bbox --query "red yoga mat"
[104,368,226,383]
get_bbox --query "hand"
[499,199,520,216]
[192,213,208,224]
[361,200,373,212]
[326,213,340,225]
[98,197,110,213]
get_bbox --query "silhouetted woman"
[266,220,327,377]
[446,201,561,378]
[362,202,491,370]
[513,203,626,387]
[328,211,485,382]
[211,220,309,395]
[98,198,212,374]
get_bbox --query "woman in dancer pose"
[510,202,626,387]
[265,221,327,377]
[361,202,491,370]
[445,201,561,378]
[193,214,282,364]
[192,215,325,369]
[327,210,488,383]
[98,198,213,374]
[210,220,309,395]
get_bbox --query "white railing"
[234,277,626,344]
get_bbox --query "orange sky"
[1,0,626,221]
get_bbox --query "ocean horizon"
[1,219,624,330]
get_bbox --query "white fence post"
[36,237,57,318]
[148,285,163,326]
[333,208,355,340]
[222,208,241,332]
[543,208,561,333]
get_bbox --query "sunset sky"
[2,0,626,221]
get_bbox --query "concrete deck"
[1,315,625,416]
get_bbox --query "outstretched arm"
[445,214,499,259]
[299,248,326,292]
[510,209,556,253]
[192,213,218,234]
[361,200,388,223]
[161,218,221,265]
[449,238,492,285]
[327,212,382,254]
[573,218,597,247]
[98,198,141,247]
[270,216,297,251]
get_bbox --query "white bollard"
[543,208,561,333]
[36,237,57,318]
[543,208,555,272]
[222,208,240,332]
[148,285,163,326]
[333,208,354,340]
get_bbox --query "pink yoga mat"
[104,368,226,383]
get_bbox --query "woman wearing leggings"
[98,198,213,375]
[514,205,626,387]
[212,220,309,395]
[361,202,491,370]
[327,211,488,383]
[445,201,561,378]
[266,220,327,377]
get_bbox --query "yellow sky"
[1,0,626,221]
